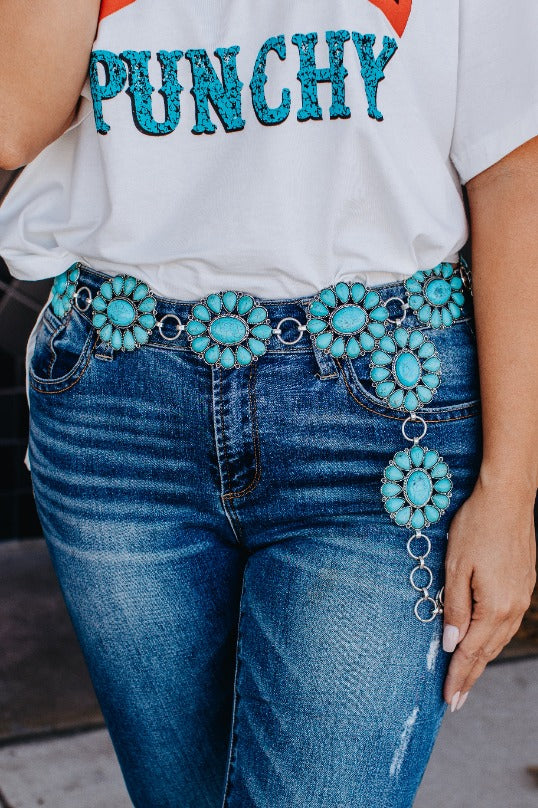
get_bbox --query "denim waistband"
[58,262,473,355]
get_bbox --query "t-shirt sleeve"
[62,77,94,136]
[450,1,538,185]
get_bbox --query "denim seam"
[29,332,99,395]
[218,367,234,495]
[336,358,480,423]
[211,369,242,544]
[221,571,247,808]
[222,361,262,501]
[45,312,69,378]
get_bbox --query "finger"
[442,555,472,651]
[456,627,513,698]
[457,613,527,695]
[443,613,512,703]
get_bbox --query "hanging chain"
[400,412,444,623]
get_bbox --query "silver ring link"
[273,317,306,345]
[410,564,433,592]
[383,296,409,326]
[407,533,432,560]
[157,314,184,341]
[73,286,93,313]
[402,413,427,444]
[414,596,439,623]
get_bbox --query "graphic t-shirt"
[0,0,537,300]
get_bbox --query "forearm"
[0,0,100,169]
[467,137,538,501]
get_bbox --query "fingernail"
[443,624,460,652]
[450,691,460,713]
[456,692,469,711]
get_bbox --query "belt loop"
[297,301,339,380]
[312,344,340,379]
[94,341,115,362]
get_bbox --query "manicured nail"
[443,624,459,652]
[456,692,469,711]
[450,691,460,713]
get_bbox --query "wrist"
[477,461,538,504]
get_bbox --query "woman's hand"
[442,470,536,711]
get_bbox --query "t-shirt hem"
[451,105,538,185]
[2,251,79,283]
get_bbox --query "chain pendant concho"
[306,258,471,623]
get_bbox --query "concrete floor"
[0,657,536,808]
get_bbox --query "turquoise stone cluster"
[404,263,466,328]
[92,275,157,351]
[370,327,441,412]
[186,291,272,368]
[382,445,452,530]
[306,282,389,358]
[51,264,81,318]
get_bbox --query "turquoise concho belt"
[50,258,473,624]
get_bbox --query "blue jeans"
[27,265,482,807]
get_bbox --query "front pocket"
[340,318,481,422]
[29,305,97,394]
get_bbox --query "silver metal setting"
[157,314,184,341]
[383,296,409,326]
[401,412,428,444]
[73,286,93,313]
[273,317,307,345]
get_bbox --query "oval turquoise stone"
[425,278,452,306]
[107,297,136,327]
[209,316,247,345]
[331,305,366,335]
[394,351,421,388]
[404,469,433,508]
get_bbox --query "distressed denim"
[27,265,482,808]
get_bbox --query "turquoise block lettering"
[120,50,183,136]
[185,46,245,134]
[291,30,351,121]
[250,35,291,125]
[351,33,398,121]
[89,50,128,134]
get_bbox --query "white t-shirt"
[1,0,537,300]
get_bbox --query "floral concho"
[404,263,466,328]
[306,281,389,358]
[381,445,453,531]
[370,327,441,412]
[51,264,81,318]
[91,275,157,351]
[186,291,272,369]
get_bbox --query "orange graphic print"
[368,0,412,37]
[99,0,137,22]
[97,0,411,36]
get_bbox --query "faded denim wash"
[27,264,482,808]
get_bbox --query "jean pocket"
[29,304,97,394]
[339,318,481,422]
